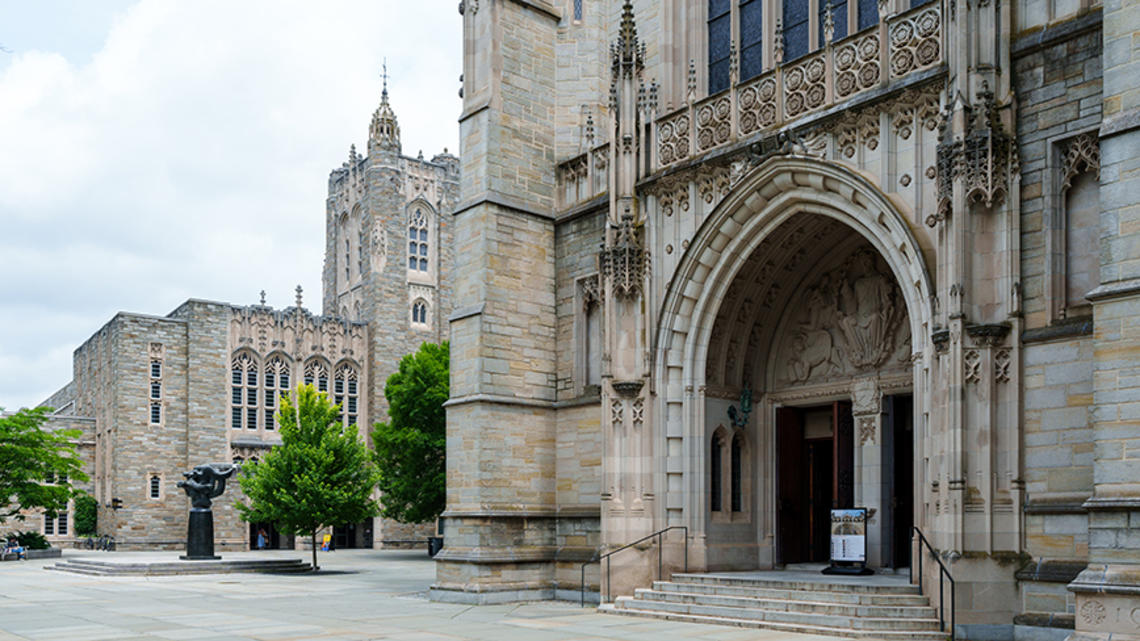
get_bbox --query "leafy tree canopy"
[237,385,380,569]
[0,407,88,522]
[372,341,448,524]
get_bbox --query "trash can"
[427,536,444,557]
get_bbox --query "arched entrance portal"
[653,156,933,573]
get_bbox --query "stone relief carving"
[858,416,877,446]
[963,349,981,384]
[579,274,600,311]
[888,7,941,78]
[834,34,881,99]
[852,378,881,415]
[776,248,909,386]
[1079,600,1106,626]
[932,84,1014,225]
[696,95,733,152]
[600,215,648,299]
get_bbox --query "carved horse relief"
[776,247,909,386]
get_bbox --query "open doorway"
[776,401,854,564]
[881,394,913,569]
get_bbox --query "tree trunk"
[311,531,318,571]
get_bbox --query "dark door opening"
[249,522,289,550]
[333,518,374,549]
[777,401,853,564]
[882,394,913,569]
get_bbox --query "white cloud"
[0,0,462,409]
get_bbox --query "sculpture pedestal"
[180,508,221,560]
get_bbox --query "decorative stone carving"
[967,323,1011,348]
[852,378,881,415]
[784,52,828,119]
[933,85,1014,224]
[994,349,1011,384]
[834,34,881,99]
[658,111,690,165]
[963,349,981,384]
[1061,132,1100,191]
[777,247,910,385]
[696,94,733,152]
[1079,600,1106,626]
[888,7,941,79]
[600,215,648,299]
[631,397,644,429]
[738,76,778,135]
[579,274,600,311]
[149,342,164,359]
[858,416,877,446]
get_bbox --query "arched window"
[263,356,290,431]
[231,353,258,430]
[334,364,359,426]
[411,299,428,326]
[358,229,366,275]
[408,208,429,272]
[304,360,329,393]
[710,434,723,512]
[731,433,743,512]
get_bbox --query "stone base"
[179,555,221,560]
[428,586,555,604]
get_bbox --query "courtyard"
[0,549,852,641]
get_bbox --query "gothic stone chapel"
[434,0,1140,639]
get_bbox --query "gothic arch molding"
[651,155,934,535]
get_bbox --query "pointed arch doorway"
[652,156,933,573]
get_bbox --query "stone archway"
[652,155,934,570]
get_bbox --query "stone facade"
[437,1,1139,640]
[25,87,456,551]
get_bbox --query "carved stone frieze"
[966,322,1011,348]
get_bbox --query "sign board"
[321,534,331,552]
[829,508,867,563]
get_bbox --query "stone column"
[852,377,884,568]
[1066,1,1140,636]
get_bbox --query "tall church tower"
[322,79,459,424]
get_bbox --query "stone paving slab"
[0,549,877,641]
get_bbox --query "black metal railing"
[911,526,955,639]
[579,525,688,607]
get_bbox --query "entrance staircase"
[47,557,314,576]
[600,567,950,640]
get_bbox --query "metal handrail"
[911,526,955,639]
[579,525,688,606]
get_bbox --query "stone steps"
[601,573,950,640]
[47,557,314,576]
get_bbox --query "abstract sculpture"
[178,463,237,560]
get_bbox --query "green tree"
[371,341,448,524]
[0,407,88,522]
[237,385,379,570]
[74,494,98,536]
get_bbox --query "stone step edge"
[652,581,930,602]
[46,563,314,576]
[634,588,938,616]
[670,573,921,593]
[62,558,307,567]
[601,604,950,640]
[615,597,943,631]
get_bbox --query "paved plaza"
[0,542,857,638]
[0,549,855,641]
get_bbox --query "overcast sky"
[0,1,462,410]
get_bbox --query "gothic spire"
[612,0,644,75]
[369,59,401,154]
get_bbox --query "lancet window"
[412,299,429,326]
[408,208,429,272]
[263,356,291,431]
[334,363,359,426]
[710,434,723,512]
[231,353,259,430]
[304,360,329,393]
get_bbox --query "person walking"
[256,528,267,551]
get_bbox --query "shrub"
[15,530,49,550]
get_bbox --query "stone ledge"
[1014,613,1076,630]
[1022,317,1093,343]
[1016,560,1088,583]
[453,190,555,221]
[447,303,485,322]
[1082,497,1140,511]
[429,585,556,604]
[443,393,556,409]
[433,546,558,564]
[1086,278,1140,303]
[1011,9,1102,57]
[1068,564,1140,595]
